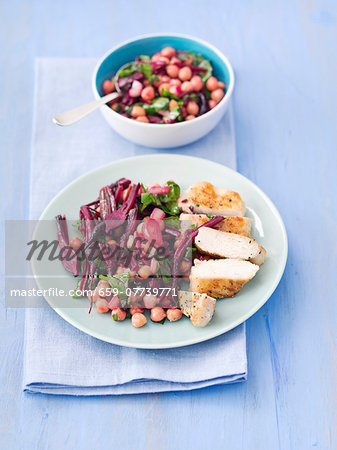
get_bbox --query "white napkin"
[23,58,246,395]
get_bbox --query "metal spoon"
[52,63,129,126]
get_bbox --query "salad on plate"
[55,178,266,328]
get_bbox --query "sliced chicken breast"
[195,227,260,260]
[180,213,252,237]
[178,181,246,217]
[178,291,216,327]
[249,246,266,265]
[190,259,259,298]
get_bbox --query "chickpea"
[106,237,117,245]
[102,80,115,95]
[181,81,193,93]
[170,56,180,64]
[161,47,176,58]
[136,116,149,123]
[69,237,82,250]
[127,235,134,249]
[110,102,120,111]
[169,85,181,97]
[151,52,162,62]
[158,83,171,95]
[111,308,126,321]
[169,78,182,87]
[131,105,146,118]
[141,86,155,101]
[108,295,121,308]
[132,313,147,328]
[95,299,109,313]
[158,56,170,64]
[208,99,217,109]
[166,308,183,322]
[186,101,199,116]
[206,76,218,91]
[160,75,171,84]
[211,88,225,103]
[180,259,192,273]
[143,294,158,309]
[169,99,178,110]
[116,266,127,274]
[150,307,166,322]
[90,289,101,303]
[185,115,196,121]
[138,265,152,278]
[166,64,179,78]
[96,280,111,298]
[129,308,145,315]
[178,66,192,81]
[190,75,203,92]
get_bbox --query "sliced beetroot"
[55,215,80,277]
[147,186,171,195]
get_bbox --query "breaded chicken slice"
[178,181,246,217]
[190,259,259,298]
[180,213,252,237]
[178,291,216,327]
[195,227,260,260]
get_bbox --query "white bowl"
[92,33,234,148]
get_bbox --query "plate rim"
[33,153,288,349]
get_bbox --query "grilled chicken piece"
[195,227,260,260]
[178,181,246,217]
[190,259,259,298]
[178,291,216,327]
[249,246,266,266]
[180,213,252,237]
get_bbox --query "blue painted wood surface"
[0,0,336,448]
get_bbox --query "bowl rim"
[92,32,235,128]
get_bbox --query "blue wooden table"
[1,1,336,448]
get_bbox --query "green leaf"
[124,105,134,117]
[183,93,199,103]
[139,55,151,61]
[99,272,130,298]
[112,313,118,321]
[72,279,85,298]
[118,62,139,77]
[143,97,170,115]
[168,108,181,121]
[161,88,179,101]
[165,181,181,199]
[185,247,193,259]
[72,219,82,232]
[178,51,192,62]
[139,62,153,79]
[163,216,180,228]
[139,181,181,215]
[204,87,212,100]
[198,59,213,82]
[140,192,160,211]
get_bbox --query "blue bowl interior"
[95,35,232,96]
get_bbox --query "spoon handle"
[52,92,119,126]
